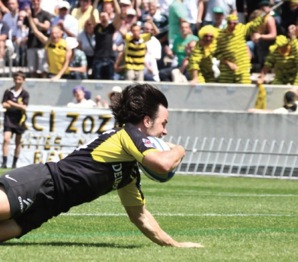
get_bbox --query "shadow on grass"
[1,241,141,248]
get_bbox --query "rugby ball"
[138,136,176,183]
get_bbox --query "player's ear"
[144,115,153,128]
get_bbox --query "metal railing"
[169,136,298,179]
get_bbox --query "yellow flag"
[254,83,267,109]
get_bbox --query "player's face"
[146,105,168,138]
[14,76,25,86]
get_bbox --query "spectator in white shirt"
[67,85,97,108]
[143,21,161,81]
[51,1,79,38]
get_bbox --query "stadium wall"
[0,78,292,110]
[0,105,297,179]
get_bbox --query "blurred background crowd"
[0,0,297,85]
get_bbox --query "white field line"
[62,213,298,217]
[173,192,298,197]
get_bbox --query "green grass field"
[0,170,298,262]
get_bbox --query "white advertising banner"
[0,106,115,167]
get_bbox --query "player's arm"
[5,100,27,111]
[25,7,48,45]
[112,0,122,31]
[142,145,185,174]
[124,205,203,247]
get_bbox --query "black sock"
[2,156,7,165]
[12,156,18,167]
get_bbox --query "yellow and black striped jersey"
[265,39,298,85]
[124,33,151,71]
[46,123,158,212]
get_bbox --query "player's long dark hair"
[110,83,168,127]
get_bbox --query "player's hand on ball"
[165,142,177,149]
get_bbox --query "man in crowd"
[23,0,52,78]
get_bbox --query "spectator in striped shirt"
[257,26,298,85]
[122,18,159,81]
[188,25,218,84]
[215,13,269,84]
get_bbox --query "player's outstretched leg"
[0,186,22,242]
[0,219,22,242]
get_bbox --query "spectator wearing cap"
[203,0,237,26]
[107,85,122,106]
[212,6,227,29]
[71,0,100,33]
[257,26,298,85]
[90,0,122,80]
[247,1,277,71]
[188,25,219,84]
[23,0,52,78]
[67,86,97,108]
[113,6,137,52]
[26,7,72,80]
[119,0,132,19]
[124,7,137,27]
[51,1,79,38]
[215,12,270,84]
[66,36,88,79]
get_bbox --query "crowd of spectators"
[0,0,297,85]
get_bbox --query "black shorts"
[3,126,26,135]
[0,164,57,237]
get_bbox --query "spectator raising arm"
[25,7,48,45]
[0,0,9,14]
[145,16,160,36]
